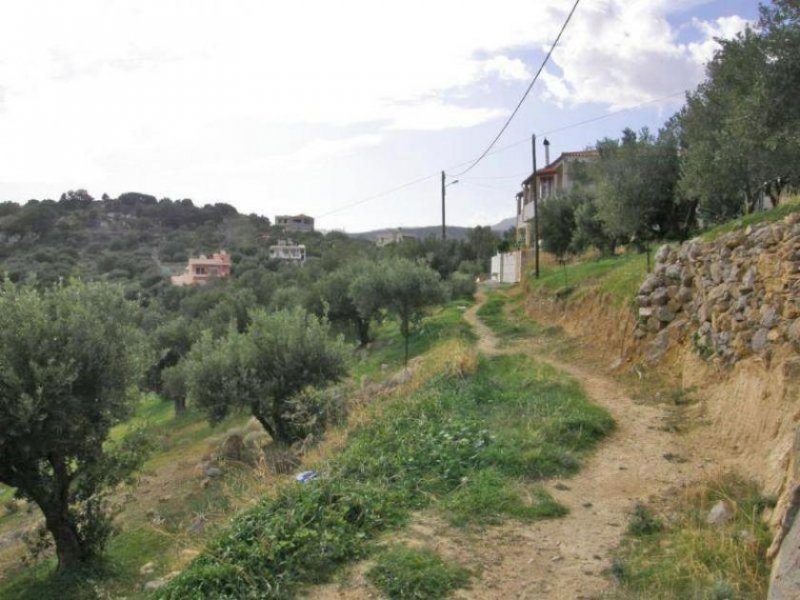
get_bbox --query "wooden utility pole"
[441,170,446,241]
[531,134,540,279]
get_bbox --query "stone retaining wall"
[634,213,800,364]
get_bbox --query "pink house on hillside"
[171,251,232,286]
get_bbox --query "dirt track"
[312,289,704,599]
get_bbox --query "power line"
[451,0,582,178]
[318,89,688,221]
[316,173,438,219]
[445,90,687,174]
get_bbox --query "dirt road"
[454,292,704,598]
[313,290,702,599]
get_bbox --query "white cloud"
[481,56,532,81]
[689,15,752,63]
[539,1,752,109]
[0,0,752,227]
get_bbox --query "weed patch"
[157,354,611,598]
[353,301,475,378]
[442,469,566,527]
[609,476,772,599]
[367,545,470,599]
[477,290,538,342]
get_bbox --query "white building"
[269,240,306,264]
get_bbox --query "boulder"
[656,306,676,324]
[638,274,660,296]
[652,287,670,306]
[655,244,672,263]
[665,264,682,282]
[220,433,245,462]
[752,328,770,354]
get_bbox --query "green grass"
[352,300,476,379]
[156,353,613,599]
[609,476,773,600]
[441,469,566,527]
[701,195,800,241]
[0,395,251,600]
[477,290,539,342]
[367,545,470,599]
[527,253,648,309]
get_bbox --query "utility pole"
[441,170,446,241]
[531,134,540,279]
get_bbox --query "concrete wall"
[491,250,521,283]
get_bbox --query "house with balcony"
[171,251,232,286]
[269,239,306,264]
[516,148,599,246]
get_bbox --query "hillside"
[0,191,375,298]
[350,216,516,243]
[349,225,471,242]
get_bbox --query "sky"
[0,0,762,232]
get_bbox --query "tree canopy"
[0,281,147,572]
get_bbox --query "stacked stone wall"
[635,212,800,364]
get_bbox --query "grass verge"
[367,545,470,599]
[526,253,648,310]
[157,353,613,598]
[701,195,800,241]
[608,475,772,599]
[477,289,540,342]
[352,300,476,379]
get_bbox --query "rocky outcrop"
[634,213,800,365]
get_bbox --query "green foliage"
[610,477,772,599]
[445,272,477,300]
[184,308,349,444]
[382,258,446,364]
[159,354,611,598]
[0,281,149,571]
[441,469,566,527]
[527,252,649,310]
[679,3,800,222]
[627,503,663,536]
[367,546,470,599]
[476,290,538,342]
[539,193,578,259]
[352,301,476,379]
[595,127,688,243]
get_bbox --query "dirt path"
[453,289,704,599]
[312,290,703,600]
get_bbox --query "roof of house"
[521,149,599,185]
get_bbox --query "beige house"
[171,251,232,286]
[517,149,599,246]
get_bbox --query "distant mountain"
[350,225,471,242]
[491,216,517,233]
[352,218,517,242]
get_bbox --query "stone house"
[275,214,315,233]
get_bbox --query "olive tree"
[184,308,348,444]
[0,281,147,572]
[382,259,445,365]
